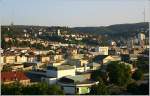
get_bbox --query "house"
[11,63,24,71]
[88,62,101,70]
[1,71,30,85]
[120,48,129,54]
[75,65,90,73]
[37,55,50,63]
[70,59,88,67]
[93,55,121,64]
[46,65,76,78]
[27,55,37,62]
[4,54,16,64]
[95,46,108,55]
[48,60,65,67]
[0,55,4,64]
[50,54,63,61]
[16,55,28,63]
[28,64,76,85]
[57,75,99,94]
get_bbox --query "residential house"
[37,55,50,63]
[16,55,28,63]
[4,54,16,64]
[1,71,30,85]
[95,46,109,55]
[93,55,121,64]
[11,63,24,71]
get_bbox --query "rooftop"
[47,65,75,71]
[1,71,30,82]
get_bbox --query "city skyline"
[0,0,150,27]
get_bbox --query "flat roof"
[47,65,75,71]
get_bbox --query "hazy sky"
[0,0,150,27]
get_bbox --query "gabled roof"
[1,71,30,82]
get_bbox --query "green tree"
[2,65,12,72]
[132,69,143,81]
[107,61,132,86]
[127,82,149,95]
[48,84,64,95]
[127,82,139,95]
[136,56,149,73]
[90,79,110,95]
[91,70,108,83]
[1,82,23,95]
[1,82,64,95]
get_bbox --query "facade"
[51,54,63,61]
[46,65,76,78]
[0,55,4,64]
[4,55,16,64]
[70,59,88,67]
[138,33,145,41]
[95,46,108,55]
[16,55,28,63]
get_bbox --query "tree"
[127,82,149,95]
[1,82,23,95]
[132,69,143,81]
[107,61,132,86]
[48,84,64,95]
[136,56,149,73]
[1,82,64,95]
[127,82,139,94]
[91,70,108,83]
[90,79,110,95]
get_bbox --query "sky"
[0,0,150,27]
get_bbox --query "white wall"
[46,68,75,78]
[58,69,75,78]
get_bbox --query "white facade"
[57,29,61,36]
[95,46,108,55]
[46,66,76,78]
[138,33,145,41]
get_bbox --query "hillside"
[71,22,149,39]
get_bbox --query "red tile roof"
[1,71,30,82]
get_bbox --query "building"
[70,59,88,67]
[57,75,99,94]
[93,55,121,64]
[4,55,16,64]
[29,64,76,85]
[11,63,24,71]
[1,71,30,85]
[51,54,63,61]
[16,55,28,63]
[88,62,101,71]
[138,32,145,41]
[57,29,61,36]
[37,55,50,63]
[46,65,76,78]
[95,46,108,55]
